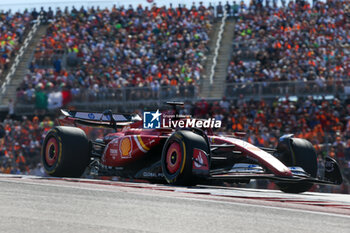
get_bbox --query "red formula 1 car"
[41,102,342,193]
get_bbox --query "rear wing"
[60,109,142,128]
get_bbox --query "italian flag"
[48,90,72,109]
[36,90,72,110]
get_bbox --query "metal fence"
[17,80,350,106]
[17,85,199,105]
[13,80,350,114]
[71,85,198,103]
[225,80,349,100]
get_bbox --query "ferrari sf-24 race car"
[41,102,342,193]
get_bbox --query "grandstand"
[0,0,349,193]
[0,0,348,112]
[226,0,349,100]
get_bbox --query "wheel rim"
[45,137,58,166]
[166,142,182,174]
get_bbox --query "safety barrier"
[16,84,199,108]
[225,80,350,99]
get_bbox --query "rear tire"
[276,137,318,193]
[41,126,90,177]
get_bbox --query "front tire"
[42,126,90,177]
[161,130,209,186]
[276,137,318,193]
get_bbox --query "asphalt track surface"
[0,175,350,233]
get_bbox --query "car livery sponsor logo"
[110,149,118,154]
[107,139,119,160]
[120,137,132,158]
[142,172,164,178]
[143,110,161,129]
[88,113,95,119]
[192,148,209,170]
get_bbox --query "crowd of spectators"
[17,4,214,103]
[0,10,32,77]
[13,0,349,104]
[1,95,350,192]
[0,115,53,175]
[227,0,349,88]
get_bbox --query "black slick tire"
[276,138,318,193]
[41,126,90,177]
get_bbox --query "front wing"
[208,157,343,185]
